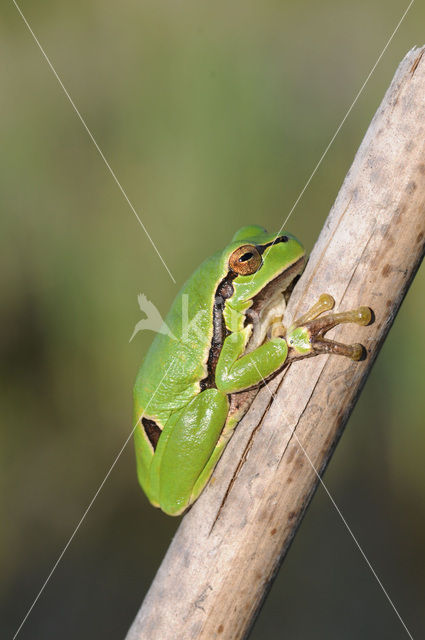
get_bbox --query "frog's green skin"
[133,225,309,516]
[134,226,373,516]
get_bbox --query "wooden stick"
[126,46,425,640]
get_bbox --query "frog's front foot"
[286,294,372,362]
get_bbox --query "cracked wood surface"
[126,46,425,640]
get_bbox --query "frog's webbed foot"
[286,294,372,362]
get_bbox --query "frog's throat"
[244,255,305,353]
[199,256,305,391]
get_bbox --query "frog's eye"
[229,244,262,275]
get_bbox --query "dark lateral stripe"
[142,417,162,450]
[200,272,236,391]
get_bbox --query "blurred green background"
[1,1,424,638]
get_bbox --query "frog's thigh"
[190,402,248,503]
[190,428,232,504]
[216,334,288,394]
[159,389,229,516]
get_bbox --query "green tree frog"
[133,226,371,516]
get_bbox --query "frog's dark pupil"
[239,252,253,262]
[279,235,289,243]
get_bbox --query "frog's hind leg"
[190,429,232,505]
[287,296,372,362]
[190,392,255,505]
[158,389,229,516]
[190,390,257,503]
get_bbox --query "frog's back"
[133,250,228,424]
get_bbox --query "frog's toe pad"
[350,343,365,361]
[318,293,335,311]
[355,307,372,326]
